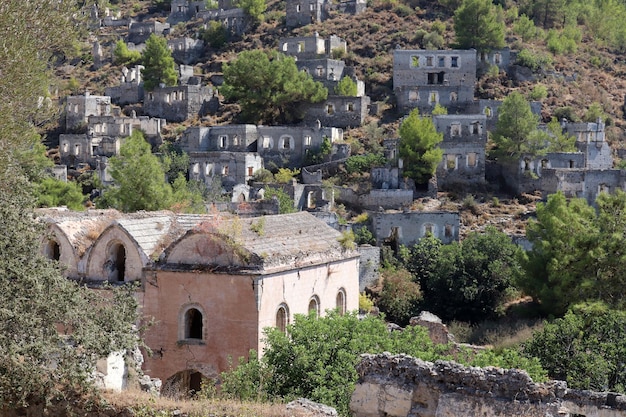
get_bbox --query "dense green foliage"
[521,191,626,316]
[405,227,523,323]
[377,268,422,325]
[98,131,174,212]
[453,0,505,52]
[490,92,540,159]
[221,50,328,124]
[200,21,228,49]
[524,303,626,392]
[36,177,86,210]
[236,0,266,21]
[141,34,178,91]
[398,109,443,185]
[345,153,386,174]
[263,187,297,214]
[334,76,358,96]
[113,40,141,66]
[221,312,546,416]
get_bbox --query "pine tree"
[453,0,505,52]
[398,109,443,185]
[141,34,178,91]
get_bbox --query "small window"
[569,160,574,168]
[46,240,61,261]
[450,123,461,137]
[471,122,481,135]
[282,42,288,51]
[91,145,98,156]
[233,135,239,146]
[410,56,419,67]
[484,106,492,118]
[438,56,445,67]
[336,289,346,315]
[192,163,200,175]
[346,102,354,112]
[494,52,501,65]
[219,135,228,148]
[467,152,477,167]
[541,159,548,169]
[185,308,203,339]
[247,166,254,176]
[62,142,69,154]
[262,136,272,149]
[426,56,433,66]
[74,144,81,156]
[204,163,213,176]
[276,304,289,333]
[309,3,315,10]
[326,104,335,115]
[445,224,453,238]
[308,296,320,317]
[450,92,458,102]
[280,135,293,150]
[429,91,439,105]
[298,42,305,52]
[424,223,434,235]
[304,135,312,147]
[316,66,324,77]
[222,165,229,176]
[451,56,458,68]
[408,89,419,102]
[427,73,436,85]
[107,242,126,282]
[446,154,457,170]
[296,4,301,12]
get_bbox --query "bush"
[423,32,445,49]
[377,268,422,325]
[345,154,386,175]
[200,21,228,49]
[252,168,274,183]
[528,84,548,101]
[274,168,300,184]
[516,49,552,71]
[113,40,141,66]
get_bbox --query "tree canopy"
[221,50,328,124]
[490,92,540,159]
[398,109,443,185]
[141,34,178,91]
[520,191,626,316]
[453,0,506,52]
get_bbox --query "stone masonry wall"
[351,353,626,417]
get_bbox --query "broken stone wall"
[358,244,380,292]
[370,211,459,246]
[351,353,626,417]
[303,95,370,129]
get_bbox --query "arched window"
[107,242,126,282]
[46,240,61,261]
[336,289,346,315]
[276,304,289,333]
[185,308,203,339]
[308,296,320,317]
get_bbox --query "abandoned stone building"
[169,0,207,22]
[106,65,145,106]
[504,119,617,203]
[285,0,365,28]
[65,93,112,130]
[127,20,170,45]
[168,37,205,65]
[393,49,477,114]
[433,114,488,190]
[370,210,460,247]
[143,82,217,122]
[39,209,359,393]
[303,95,370,128]
[476,47,512,75]
[202,8,249,36]
[279,33,347,60]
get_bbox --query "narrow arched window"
[308,296,320,318]
[336,289,346,315]
[185,308,203,339]
[276,304,289,333]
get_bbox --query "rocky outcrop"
[350,353,626,417]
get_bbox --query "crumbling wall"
[351,353,626,417]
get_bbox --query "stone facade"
[40,210,360,394]
[201,8,248,36]
[433,114,487,189]
[105,65,145,106]
[169,0,206,23]
[168,37,205,65]
[351,353,626,417]
[394,49,477,114]
[66,93,112,130]
[370,211,460,246]
[358,244,380,292]
[303,95,370,128]
[189,151,263,191]
[285,0,327,28]
[143,83,216,122]
[297,58,346,90]
[279,33,347,60]
[127,20,170,45]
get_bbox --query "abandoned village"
[30,0,626,415]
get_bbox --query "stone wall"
[370,210,459,245]
[351,353,626,417]
[303,95,370,128]
[337,188,414,211]
[357,244,380,292]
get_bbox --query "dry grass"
[102,390,311,417]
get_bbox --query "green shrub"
[528,84,548,101]
[377,268,422,325]
[200,21,228,49]
[516,48,552,71]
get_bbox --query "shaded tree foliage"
[334,76,358,96]
[489,92,540,159]
[524,303,626,393]
[520,191,626,316]
[398,109,443,185]
[35,177,86,210]
[453,0,505,52]
[221,50,327,124]
[141,34,178,91]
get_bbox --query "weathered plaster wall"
[141,270,259,383]
[86,225,147,282]
[370,211,459,245]
[351,353,626,417]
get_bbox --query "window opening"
[451,56,458,68]
[276,305,288,333]
[185,308,203,339]
[336,290,346,315]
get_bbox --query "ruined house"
[201,8,248,36]
[169,0,206,22]
[303,95,370,128]
[285,0,365,28]
[279,33,347,60]
[393,49,477,114]
[39,209,359,394]
[106,65,145,106]
[143,81,217,122]
[127,20,170,45]
[433,114,487,189]
[168,37,205,65]
[370,210,460,246]
[65,93,111,130]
